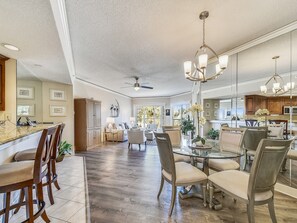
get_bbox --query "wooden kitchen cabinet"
[74,98,101,151]
[245,95,267,115]
[267,97,283,115]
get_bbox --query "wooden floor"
[78,142,297,223]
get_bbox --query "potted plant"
[180,116,195,136]
[56,140,72,162]
[207,128,219,140]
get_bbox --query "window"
[172,104,190,126]
[136,105,163,128]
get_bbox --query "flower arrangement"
[255,108,270,116]
[187,103,206,145]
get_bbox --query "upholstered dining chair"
[241,127,268,170]
[208,138,293,223]
[14,123,65,206]
[127,129,147,151]
[267,124,284,139]
[154,133,208,216]
[162,126,190,162]
[208,127,246,171]
[0,126,58,223]
[268,120,288,139]
[245,119,258,127]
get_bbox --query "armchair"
[127,130,147,151]
[208,138,293,223]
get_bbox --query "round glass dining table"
[173,143,243,209]
[173,144,243,176]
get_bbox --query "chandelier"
[184,11,228,82]
[260,56,295,95]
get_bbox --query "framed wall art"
[50,105,66,117]
[17,87,34,99]
[205,103,210,109]
[17,104,35,116]
[50,89,66,101]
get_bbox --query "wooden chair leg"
[24,186,34,223]
[268,199,277,223]
[52,159,61,190]
[3,192,11,223]
[128,143,130,149]
[36,182,50,223]
[169,184,176,216]
[138,144,141,151]
[14,188,24,214]
[157,175,164,198]
[47,170,55,205]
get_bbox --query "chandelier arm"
[202,44,220,59]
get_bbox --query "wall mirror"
[16,62,43,124]
[201,29,297,189]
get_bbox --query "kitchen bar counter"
[0,123,56,146]
[0,123,57,164]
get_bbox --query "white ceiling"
[1,0,297,98]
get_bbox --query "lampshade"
[130,117,135,122]
[184,61,192,76]
[198,54,208,69]
[219,55,229,69]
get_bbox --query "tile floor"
[9,156,89,223]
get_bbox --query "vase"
[56,154,65,162]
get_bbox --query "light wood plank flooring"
[79,142,297,223]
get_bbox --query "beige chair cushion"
[287,149,297,160]
[173,154,191,163]
[208,170,273,202]
[208,159,240,171]
[162,162,207,184]
[0,161,34,187]
[14,148,36,161]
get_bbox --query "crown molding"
[50,0,75,84]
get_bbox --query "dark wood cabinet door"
[0,59,5,111]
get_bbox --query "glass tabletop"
[173,144,242,159]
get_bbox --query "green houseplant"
[180,116,195,135]
[207,128,219,140]
[56,140,72,162]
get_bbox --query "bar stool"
[14,124,64,205]
[0,126,58,223]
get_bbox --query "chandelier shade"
[260,56,294,95]
[184,11,228,82]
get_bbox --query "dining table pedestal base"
[178,185,223,210]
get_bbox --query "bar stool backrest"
[34,126,58,184]
[51,123,65,160]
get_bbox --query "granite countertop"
[0,122,56,145]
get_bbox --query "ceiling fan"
[124,76,154,91]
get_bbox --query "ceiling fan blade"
[141,86,154,89]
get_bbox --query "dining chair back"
[249,139,293,197]
[219,127,246,154]
[245,119,258,127]
[241,128,268,170]
[268,124,284,139]
[162,126,181,148]
[268,119,288,139]
[155,133,175,177]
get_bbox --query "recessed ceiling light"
[1,43,20,51]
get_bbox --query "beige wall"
[42,81,74,145]
[17,80,42,122]
[0,59,16,123]
[73,79,132,140]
